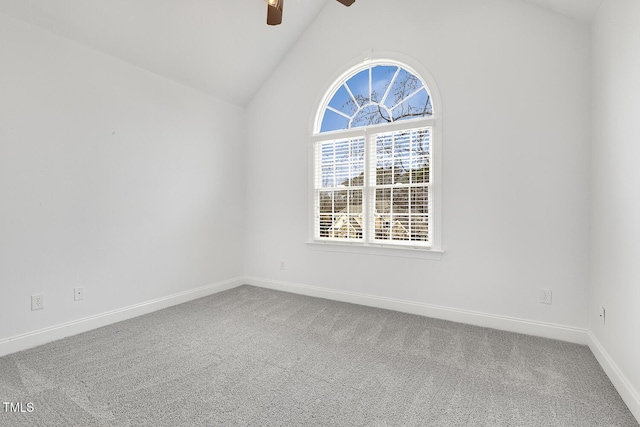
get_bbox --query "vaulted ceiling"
[0,0,602,107]
[522,0,602,23]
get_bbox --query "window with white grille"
[312,59,441,251]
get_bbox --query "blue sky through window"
[319,65,432,133]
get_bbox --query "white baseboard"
[244,276,589,345]
[0,277,244,357]
[588,331,640,422]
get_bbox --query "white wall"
[590,0,640,418]
[0,12,245,344]
[244,0,592,335]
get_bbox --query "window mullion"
[363,128,372,244]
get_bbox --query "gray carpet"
[0,285,637,426]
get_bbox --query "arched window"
[311,59,441,252]
[319,65,432,132]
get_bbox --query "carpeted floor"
[0,285,637,426]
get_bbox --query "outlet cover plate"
[539,288,552,305]
[31,294,44,311]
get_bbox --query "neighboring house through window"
[311,57,442,254]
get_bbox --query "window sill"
[305,241,444,260]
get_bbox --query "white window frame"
[307,55,443,260]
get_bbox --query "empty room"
[0,0,638,425]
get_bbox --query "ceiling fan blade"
[336,0,355,6]
[267,1,283,25]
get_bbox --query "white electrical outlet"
[74,287,84,301]
[280,260,286,270]
[539,288,552,305]
[31,294,44,311]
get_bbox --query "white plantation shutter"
[313,127,431,247]
[370,128,431,246]
[314,136,366,241]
